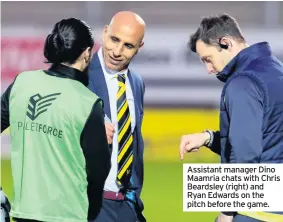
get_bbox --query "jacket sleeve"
[1,83,14,133]
[225,76,264,163]
[80,99,111,220]
[140,78,145,125]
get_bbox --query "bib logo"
[18,92,63,138]
[26,93,61,120]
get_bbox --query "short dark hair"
[189,13,245,53]
[44,18,94,64]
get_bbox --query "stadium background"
[1,1,283,221]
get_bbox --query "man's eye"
[111,37,118,42]
[125,45,133,49]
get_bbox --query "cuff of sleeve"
[222,212,237,216]
[203,130,214,148]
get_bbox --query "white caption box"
[183,164,283,212]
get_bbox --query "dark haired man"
[1,17,111,222]
[179,13,283,222]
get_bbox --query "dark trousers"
[232,215,263,222]
[90,198,139,222]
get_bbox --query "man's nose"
[206,64,216,74]
[113,45,123,57]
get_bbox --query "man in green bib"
[1,18,111,222]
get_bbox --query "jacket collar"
[44,63,89,86]
[217,42,272,82]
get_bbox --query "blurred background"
[1,1,283,221]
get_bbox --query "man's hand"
[179,132,210,160]
[215,213,233,222]
[105,123,115,144]
[1,188,11,222]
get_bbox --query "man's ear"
[82,47,92,63]
[219,37,232,51]
[137,41,144,54]
[102,25,108,43]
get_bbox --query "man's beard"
[81,63,90,87]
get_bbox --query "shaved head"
[109,11,146,42]
[102,11,146,71]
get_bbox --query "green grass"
[1,158,218,222]
[142,161,218,221]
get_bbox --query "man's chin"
[105,61,123,72]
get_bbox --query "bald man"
[87,11,146,222]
